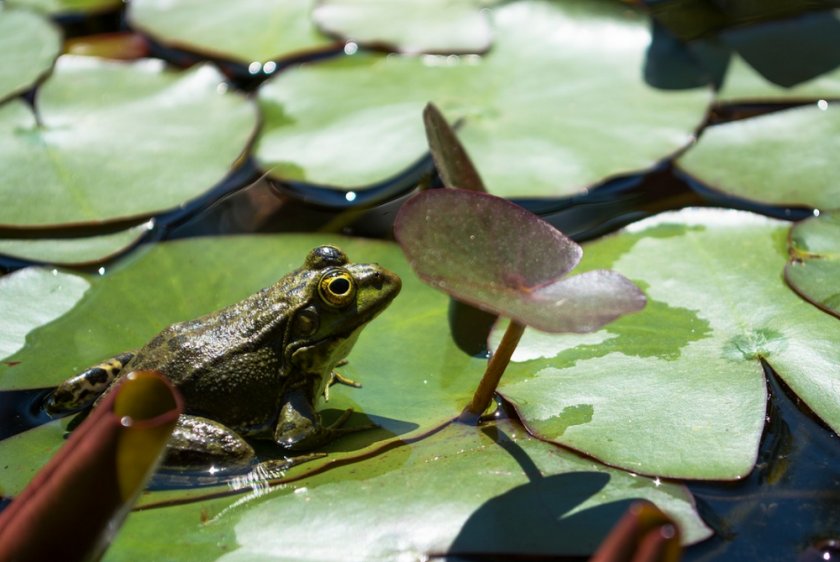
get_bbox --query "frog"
[45,245,401,472]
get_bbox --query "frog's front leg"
[274,387,371,451]
[45,352,135,415]
[323,363,362,402]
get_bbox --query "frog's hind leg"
[45,352,135,416]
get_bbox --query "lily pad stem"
[460,319,525,423]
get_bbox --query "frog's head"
[285,245,401,361]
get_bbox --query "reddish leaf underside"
[395,189,646,332]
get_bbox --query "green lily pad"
[677,102,840,210]
[255,0,711,198]
[101,420,709,560]
[0,236,486,443]
[313,0,495,55]
[0,7,61,103]
[6,0,121,15]
[127,0,337,65]
[0,268,89,361]
[786,211,840,318]
[0,221,153,265]
[494,208,840,480]
[0,56,257,228]
[718,55,840,103]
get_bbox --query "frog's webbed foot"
[323,366,362,402]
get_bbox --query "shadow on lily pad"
[448,471,633,557]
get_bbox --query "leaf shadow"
[446,427,633,558]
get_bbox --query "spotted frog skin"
[46,246,401,471]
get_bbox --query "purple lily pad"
[394,189,646,333]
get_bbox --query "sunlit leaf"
[0,56,257,227]
[395,189,645,332]
[313,0,495,55]
[677,102,840,210]
[718,55,840,103]
[128,0,337,65]
[495,208,840,479]
[0,221,153,266]
[0,237,485,453]
[255,0,711,198]
[786,211,840,318]
[0,6,60,103]
[0,268,89,361]
[103,420,709,560]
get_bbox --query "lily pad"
[0,56,257,228]
[718,55,840,103]
[101,420,710,560]
[0,7,61,103]
[0,221,153,266]
[0,236,486,447]
[127,0,337,65]
[494,208,840,480]
[313,0,495,55]
[0,268,89,361]
[395,189,646,333]
[786,211,840,318]
[6,0,121,15]
[255,0,711,198]
[677,102,840,210]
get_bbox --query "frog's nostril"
[372,271,383,290]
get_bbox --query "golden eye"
[318,269,356,307]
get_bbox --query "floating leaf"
[495,208,840,480]
[0,7,61,102]
[718,55,840,103]
[395,189,646,332]
[0,221,153,266]
[103,420,709,560]
[255,0,711,198]
[6,0,121,15]
[0,235,710,558]
[313,0,494,55]
[786,211,840,318]
[677,102,840,210]
[128,0,337,65]
[0,268,89,361]
[0,236,485,456]
[0,56,257,227]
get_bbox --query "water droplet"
[818,99,829,111]
[344,42,358,55]
[262,61,277,74]
[97,266,106,276]
[247,62,261,75]
[345,191,357,202]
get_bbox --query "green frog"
[45,245,401,472]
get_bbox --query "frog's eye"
[319,269,356,307]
